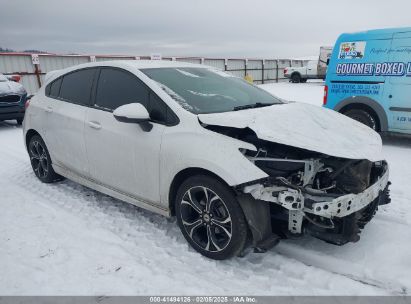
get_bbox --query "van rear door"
[387,32,411,131]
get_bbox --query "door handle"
[45,106,53,113]
[88,121,102,130]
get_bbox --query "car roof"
[68,60,207,71]
[45,60,210,84]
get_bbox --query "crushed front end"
[237,145,390,248]
[201,123,390,250]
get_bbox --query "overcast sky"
[1,0,410,59]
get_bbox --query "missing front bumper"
[307,164,389,218]
[243,161,390,244]
[305,182,391,245]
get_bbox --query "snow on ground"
[260,80,324,106]
[1,81,410,295]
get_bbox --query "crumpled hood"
[0,80,26,96]
[198,102,383,162]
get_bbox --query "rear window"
[59,69,95,105]
[48,77,62,98]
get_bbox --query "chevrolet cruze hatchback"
[24,61,390,260]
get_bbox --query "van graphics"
[330,83,381,96]
[397,116,411,122]
[336,63,373,75]
[336,62,411,76]
[370,47,411,56]
[338,41,366,59]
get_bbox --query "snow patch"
[176,68,201,78]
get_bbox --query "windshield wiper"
[233,102,274,111]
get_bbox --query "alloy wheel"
[29,140,49,178]
[180,186,233,252]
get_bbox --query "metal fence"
[0,53,308,94]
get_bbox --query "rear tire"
[175,175,248,260]
[291,73,301,83]
[343,109,378,131]
[28,135,64,183]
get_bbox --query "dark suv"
[0,73,27,124]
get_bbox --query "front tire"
[175,175,248,260]
[28,135,64,183]
[344,109,378,131]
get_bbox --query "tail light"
[6,74,21,82]
[11,75,21,83]
[323,85,328,105]
[284,68,288,74]
[25,96,32,110]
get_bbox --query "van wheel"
[291,73,301,83]
[28,135,64,183]
[175,175,248,260]
[344,109,378,131]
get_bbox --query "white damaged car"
[23,61,390,260]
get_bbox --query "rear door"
[386,32,411,131]
[45,68,97,176]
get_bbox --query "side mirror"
[113,103,150,124]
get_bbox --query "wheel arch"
[168,167,232,216]
[334,96,388,132]
[169,167,277,252]
[25,129,41,150]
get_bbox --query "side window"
[45,83,51,96]
[148,92,179,125]
[49,77,62,98]
[59,69,95,105]
[148,93,167,123]
[95,68,149,110]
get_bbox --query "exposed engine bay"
[205,125,391,250]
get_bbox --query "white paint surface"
[199,102,383,161]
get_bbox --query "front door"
[84,67,165,205]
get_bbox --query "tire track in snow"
[275,243,407,295]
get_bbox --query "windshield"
[141,67,282,114]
